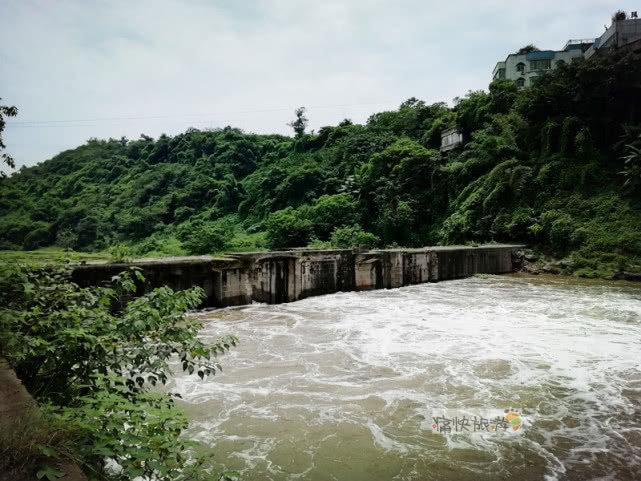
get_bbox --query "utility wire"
[7,101,398,128]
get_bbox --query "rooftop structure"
[585,14,641,58]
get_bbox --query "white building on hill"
[492,42,591,88]
[493,12,641,88]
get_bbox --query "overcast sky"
[1,0,636,170]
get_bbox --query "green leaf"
[36,445,58,458]
[36,466,64,481]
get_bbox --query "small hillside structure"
[440,128,463,152]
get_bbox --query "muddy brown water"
[170,274,641,481]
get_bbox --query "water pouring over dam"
[71,245,522,307]
[173,275,641,481]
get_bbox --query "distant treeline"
[2,51,641,277]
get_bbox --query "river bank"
[511,248,641,281]
[0,359,86,481]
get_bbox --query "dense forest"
[2,51,641,277]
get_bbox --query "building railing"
[563,38,595,50]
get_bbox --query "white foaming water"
[171,274,641,481]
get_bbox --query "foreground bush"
[0,264,237,481]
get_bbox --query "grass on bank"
[0,247,111,265]
[0,406,80,481]
[0,239,269,267]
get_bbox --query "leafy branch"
[0,264,237,480]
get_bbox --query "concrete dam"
[71,245,523,308]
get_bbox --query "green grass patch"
[0,247,110,265]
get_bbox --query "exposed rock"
[541,264,562,275]
[511,250,525,270]
[556,258,575,269]
[521,261,541,274]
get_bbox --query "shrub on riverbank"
[0,264,237,480]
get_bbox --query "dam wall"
[71,245,522,308]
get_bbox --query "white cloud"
[0,0,635,168]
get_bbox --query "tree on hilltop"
[0,98,18,172]
[288,107,308,137]
[612,10,627,22]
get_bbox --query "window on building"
[516,77,525,88]
[530,59,551,70]
[555,59,566,67]
[516,62,525,73]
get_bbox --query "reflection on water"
[171,274,641,481]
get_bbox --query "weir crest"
[72,245,524,308]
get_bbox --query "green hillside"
[2,51,641,277]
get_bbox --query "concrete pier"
[72,245,522,308]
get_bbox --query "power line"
[7,101,398,128]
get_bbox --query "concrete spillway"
[71,245,523,308]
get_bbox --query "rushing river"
[172,274,641,481]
